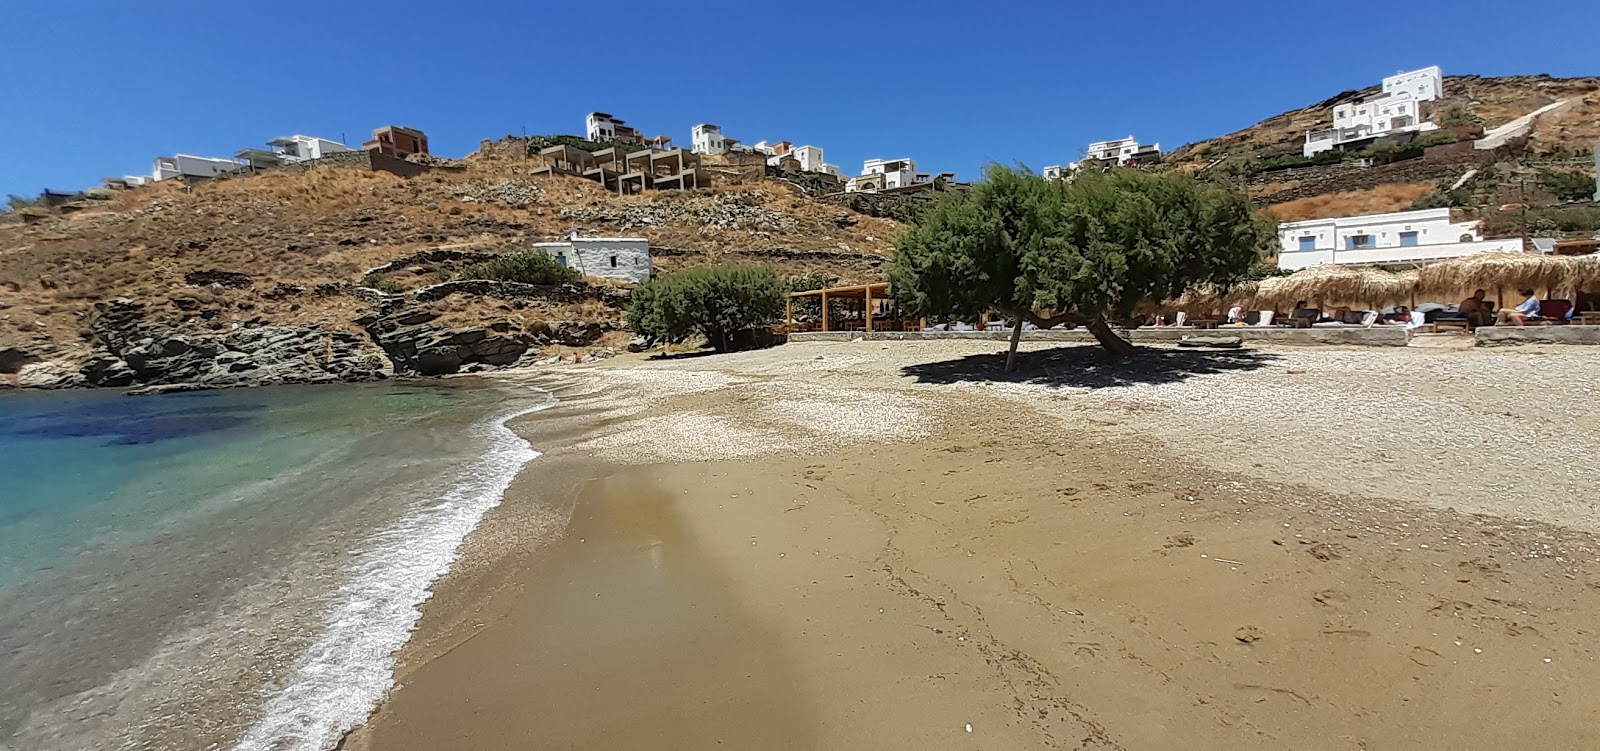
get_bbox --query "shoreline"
[353,341,1600,748]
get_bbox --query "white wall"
[792,145,825,172]
[1278,238,1526,271]
[691,124,726,155]
[1382,66,1444,102]
[586,113,616,142]
[1278,208,1478,254]
[152,154,241,181]
[536,238,651,283]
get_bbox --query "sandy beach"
[352,340,1600,750]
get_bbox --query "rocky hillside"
[0,155,903,389]
[1166,74,1600,221]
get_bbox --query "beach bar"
[785,282,922,333]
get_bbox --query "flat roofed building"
[1277,207,1524,270]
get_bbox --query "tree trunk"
[1086,316,1136,357]
[1005,316,1025,372]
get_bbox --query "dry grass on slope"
[1266,182,1435,221]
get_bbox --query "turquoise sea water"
[0,381,551,751]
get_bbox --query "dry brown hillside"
[1164,74,1600,220]
[1167,74,1600,165]
[0,160,904,367]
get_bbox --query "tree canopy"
[628,264,786,353]
[889,165,1276,367]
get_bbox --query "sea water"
[0,381,551,750]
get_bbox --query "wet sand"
[355,346,1600,750]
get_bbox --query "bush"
[1540,170,1598,203]
[628,265,785,352]
[456,251,580,285]
[362,274,407,294]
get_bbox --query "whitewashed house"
[691,123,728,154]
[267,134,352,162]
[1086,136,1160,164]
[1042,165,1071,181]
[586,112,643,143]
[845,158,952,192]
[534,233,652,284]
[152,154,242,181]
[1276,207,1524,270]
[1304,66,1444,157]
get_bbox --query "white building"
[691,123,728,154]
[1042,165,1071,180]
[152,154,242,181]
[1382,65,1444,101]
[533,233,652,284]
[1304,66,1444,157]
[267,134,352,162]
[1086,136,1160,164]
[845,158,953,192]
[1276,207,1524,271]
[586,112,642,143]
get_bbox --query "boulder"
[0,346,39,374]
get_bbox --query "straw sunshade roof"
[1260,265,1415,308]
[1416,252,1600,297]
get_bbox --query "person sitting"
[1495,289,1542,326]
[1378,305,1412,325]
[1458,289,1492,328]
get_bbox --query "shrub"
[1540,170,1598,203]
[362,274,407,294]
[628,264,785,352]
[456,251,580,285]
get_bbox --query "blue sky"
[1,0,1594,198]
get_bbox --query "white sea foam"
[233,390,555,751]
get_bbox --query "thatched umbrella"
[1417,252,1595,301]
[1264,265,1412,310]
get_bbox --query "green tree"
[890,165,1274,370]
[456,251,580,285]
[628,264,786,353]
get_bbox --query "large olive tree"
[889,166,1275,370]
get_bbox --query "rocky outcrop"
[78,299,389,390]
[412,279,630,307]
[361,307,533,376]
[183,269,253,289]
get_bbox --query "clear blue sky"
[2,0,1594,198]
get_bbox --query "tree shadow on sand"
[901,344,1284,389]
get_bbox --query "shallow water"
[0,381,550,750]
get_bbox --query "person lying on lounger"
[1495,289,1541,326]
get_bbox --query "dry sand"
[352,340,1600,750]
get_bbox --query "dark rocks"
[76,298,388,390]
[183,269,253,289]
[363,307,534,376]
[627,336,653,353]
[0,346,39,374]
[79,353,136,387]
[264,283,306,299]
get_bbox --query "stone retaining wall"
[790,327,1411,347]
[1475,326,1600,346]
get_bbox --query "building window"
[1399,231,1419,247]
[1347,235,1375,250]
[555,253,568,267]
[609,256,618,267]
[1298,236,1316,251]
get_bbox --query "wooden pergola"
[785,282,921,333]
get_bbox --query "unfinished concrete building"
[529,143,707,194]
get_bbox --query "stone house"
[534,233,652,283]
